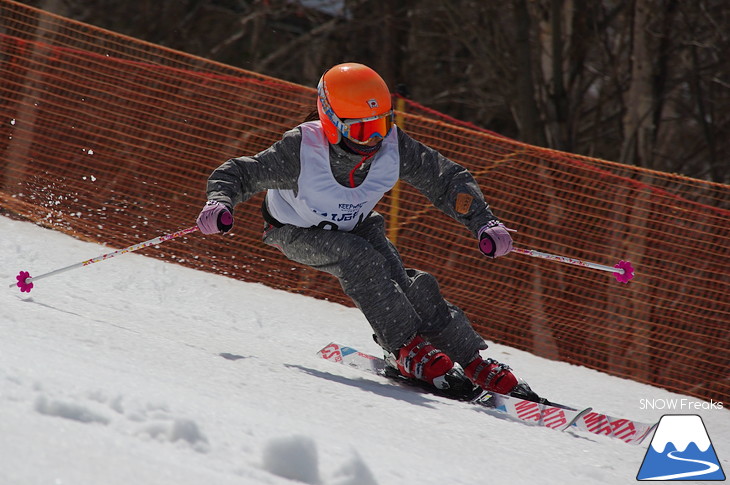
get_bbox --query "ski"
[316,342,590,433]
[572,410,658,445]
[316,342,656,444]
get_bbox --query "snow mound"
[261,435,379,485]
[262,435,321,484]
[329,451,378,485]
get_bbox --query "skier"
[197,62,536,399]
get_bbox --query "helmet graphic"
[316,63,394,145]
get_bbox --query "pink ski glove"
[196,200,233,234]
[478,222,514,258]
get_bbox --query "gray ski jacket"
[205,124,500,236]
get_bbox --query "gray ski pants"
[262,211,487,365]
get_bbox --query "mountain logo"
[637,414,725,481]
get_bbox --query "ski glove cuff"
[478,222,514,258]
[197,200,233,234]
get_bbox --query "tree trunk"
[513,0,547,146]
[620,0,655,168]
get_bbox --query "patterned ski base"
[317,342,656,445]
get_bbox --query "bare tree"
[21,0,730,182]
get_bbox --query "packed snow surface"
[1,215,728,485]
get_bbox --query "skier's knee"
[403,269,441,303]
[337,244,391,297]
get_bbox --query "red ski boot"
[464,356,518,395]
[397,335,453,388]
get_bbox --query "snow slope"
[1,215,728,485]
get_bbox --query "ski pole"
[10,225,199,293]
[511,247,635,283]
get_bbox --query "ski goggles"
[342,112,394,144]
[318,83,394,145]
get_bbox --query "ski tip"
[316,342,337,354]
[562,408,593,431]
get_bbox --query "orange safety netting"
[1,1,728,402]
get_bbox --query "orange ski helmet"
[317,63,394,145]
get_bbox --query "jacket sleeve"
[205,127,302,212]
[397,129,500,237]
